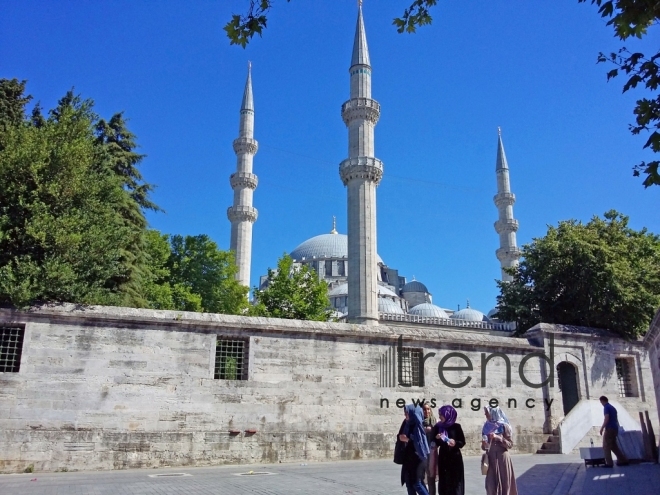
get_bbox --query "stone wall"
[0,305,656,473]
[645,309,660,433]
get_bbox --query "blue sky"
[2,0,659,314]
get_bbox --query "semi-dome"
[402,280,429,293]
[290,233,384,264]
[408,303,449,319]
[450,307,489,322]
[329,283,399,298]
[487,307,499,319]
[378,297,405,314]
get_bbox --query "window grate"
[400,347,421,387]
[214,338,248,380]
[0,326,25,373]
[615,358,637,397]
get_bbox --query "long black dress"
[398,420,427,488]
[431,423,465,495]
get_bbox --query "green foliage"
[225,1,439,46]
[393,0,438,34]
[0,79,247,316]
[580,1,660,187]
[0,81,153,308]
[0,79,31,140]
[496,210,660,339]
[167,234,249,314]
[224,0,291,48]
[252,254,333,321]
[142,231,247,314]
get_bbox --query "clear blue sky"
[2,0,659,314]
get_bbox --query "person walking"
[599,396,629,467]
[422,403,438,495]
[398,404,431,495]
[482,406,517,495]
[433,405,465,495]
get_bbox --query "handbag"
[480,452,489,475]
[393,438,406,465]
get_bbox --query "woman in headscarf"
[481,406,518,495]
[397,404,430,495]
[432,405,465,495]
[422,403,438,495]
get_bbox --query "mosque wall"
[645,309,660,431]
[0,305,656,473]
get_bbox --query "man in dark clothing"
[599,396,629,467]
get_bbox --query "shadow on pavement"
[516,463,575,495]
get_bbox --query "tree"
[167,234,249,315]
[0,80,155,307]
[579,1,660,187]
[496,210,660,339]
[252,254,333,321]
[223,1,437,47]
[226,2,660,188]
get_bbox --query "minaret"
[493,128,520,282]
[339,4,383,325]
[227,62,258,288]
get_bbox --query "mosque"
[228,6,521,329]
[1,4,658,473]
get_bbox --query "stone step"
[535,434,561,454]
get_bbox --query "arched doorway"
[557,362,580,415]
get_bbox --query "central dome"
[290,233,384,264]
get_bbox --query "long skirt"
[485,444,518,495]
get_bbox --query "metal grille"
[400,347,421,387]
[214,338,247,380]
[0,326,25,373]
[615,358,636,397]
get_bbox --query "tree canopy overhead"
[496,210,660,339]
[225,1,660,188]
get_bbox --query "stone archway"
[557,361,580,415]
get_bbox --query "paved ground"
[1,454,659,495]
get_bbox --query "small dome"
[290,233,383,264]
[379,298,404,314]
[402,280,429,293]
[450,307,489,322]
[408,303,449,319]
[487,307,499,319]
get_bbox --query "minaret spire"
[493,129,520,282]
[228,62,259,288]
[340,4,382,325]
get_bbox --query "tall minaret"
[339,4,383,325]
[493,128,520,282]
[227,62,258,288]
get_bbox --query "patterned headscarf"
[482,406,510,438]
[404,404,430,461]
[436,405,458,437]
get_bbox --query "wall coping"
[0,303,537,352]
[643,308,660,349]
[524,322,645,348]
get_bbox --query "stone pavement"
[1,454,659,495]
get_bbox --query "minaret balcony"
[341,98,380,125]
[494,192,516,208]
[494,218,519,233]
[339,156,383,185]
[230,172,258,190]
[496,247,522,263]
[233,137,259,155]
[227,205,258,223]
